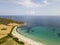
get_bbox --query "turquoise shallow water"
[17,26,60,45]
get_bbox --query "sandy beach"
[12,26,44,45]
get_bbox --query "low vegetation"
[1,28,7,30]
[13,37,24,45]
[0,18,24,25]
[0,38,20,45]
[0,34,24,45]
[0,35,10,44]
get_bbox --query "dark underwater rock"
[57,33,60,37]
[31,30,34,32]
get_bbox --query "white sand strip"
[12,26,44,45]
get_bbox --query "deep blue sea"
[0,16,60,45]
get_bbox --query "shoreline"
[12,26,44,45]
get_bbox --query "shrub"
[13,37,19,42]
[1,28,7,30]
[18,41,24,45]
[13,37,24,45]
[8,33,13,37]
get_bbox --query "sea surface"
[0,16,60,45]
[17,26,60,45]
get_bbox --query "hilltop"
[0,18,24,25]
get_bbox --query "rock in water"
[57,33,60,37]
[32,30,34,32]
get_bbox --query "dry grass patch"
[0,24,13,38]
